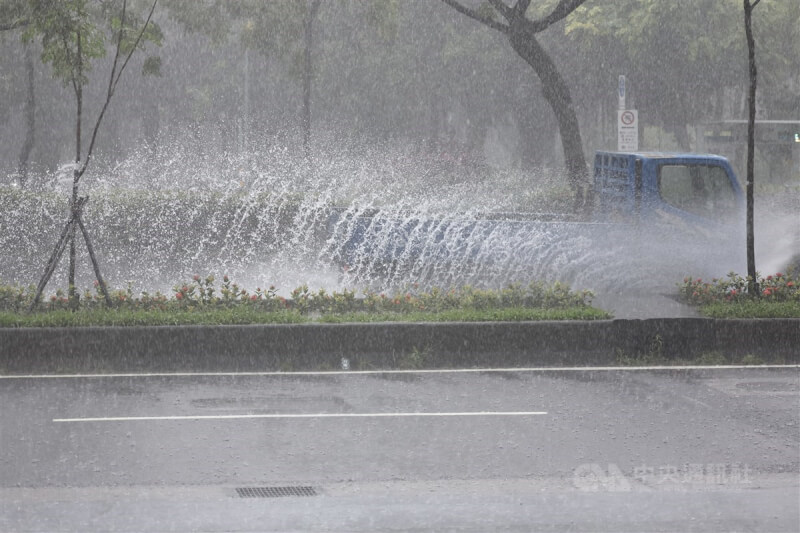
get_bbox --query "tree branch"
[440,0,509,33]
[105,0,127,100]
[514,0,531,16]
[528,0,587,33]
[60,31,80,102]
[77,0,158,181]
[487,0,514,22]
[111,0,158,94]
[0,18,28,31]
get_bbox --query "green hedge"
[0,275,608,324]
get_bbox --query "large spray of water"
[2,132,792,303]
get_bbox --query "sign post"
[618,109,638,151]
[616,75,638,150]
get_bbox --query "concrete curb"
[1,319,798,374]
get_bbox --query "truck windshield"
[658,164,739,222]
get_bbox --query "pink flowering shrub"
[2,274,594,314]
[678,271,800,306]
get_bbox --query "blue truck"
[324,151,745,290]
[592,151,743,229]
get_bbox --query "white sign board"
[618,75,626,110]
[617,109,638,151]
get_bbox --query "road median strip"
[1,319,797,374]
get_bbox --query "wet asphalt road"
[1,366,798,532]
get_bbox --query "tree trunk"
[69,30,83,310]
[744,0,758,294]
[31,0,157,309]
[507,25,590,211]
[17,43,35,188]
[302,0,321,160]
[671,122,691,151]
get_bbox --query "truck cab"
[593,151,745,229]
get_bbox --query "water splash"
[0,133,776,299]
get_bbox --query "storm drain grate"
[235,486,318,498]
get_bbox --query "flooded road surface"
[1,366,798,532]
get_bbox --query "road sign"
[618,109,638,151]
[618,75,626,110]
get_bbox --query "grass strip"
[0,305,609,328]
[317,307,610,323]
[0,308,309,328]
[698,301,800,318]
[615,351,784,367]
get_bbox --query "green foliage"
[0,275,609,325]
[678,271,800,306]
[738,354,765,365]
[318,307,609,323]
[20,0,161,90]
[613,345,779,367]
[475,2,498,23]
[678,271,800,318]
[396,346,432,370]
[161,0,231,44]
[230,0,402,85]
[566,0,800,139]
[22,0,107,88]
[614,334,664,366]
[236,0,304,59]
[695,351,729,366]
[0,308,307,327]
[114,3,163,54]
[699,301,800,319]
[358,281,596,314]
[0,0,30,33]
[141,54,161,76]
[0,283,36,313]
[169,276,600,316]
[0,305,608,327]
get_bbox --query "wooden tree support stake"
[29,196,113,312]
